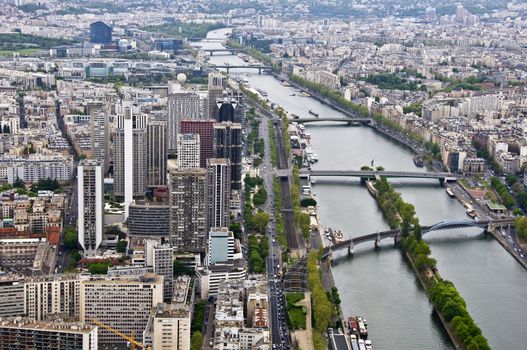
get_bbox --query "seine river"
[199,28,527,350]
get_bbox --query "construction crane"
[88,318,152,350]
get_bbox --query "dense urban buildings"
[3,1,527,349]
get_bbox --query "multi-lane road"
[259,111,291,349]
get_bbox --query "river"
[199,28,527,350]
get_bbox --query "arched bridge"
[306,169,459,182]
[321,218,515,258]
[292,117,372,124]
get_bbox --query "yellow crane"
[88,318,152,350]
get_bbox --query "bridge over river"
[321,217,516,258]
[303,169,459,182]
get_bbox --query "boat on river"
[308,109,319,117]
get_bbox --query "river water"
[200,28,527,350]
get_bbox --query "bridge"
[200,48,245,56]
[208,64,273,74]
[321,218,516,258]
[189,38,226,42]
[292,117,372,124]
[306,169,459,182]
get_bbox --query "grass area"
[0,49,40,57]
[0,33,76,51]
[286,293,307,330]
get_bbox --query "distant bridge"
[208,64,273,74]
[306,169,459,182]
[292,117,372,124]
[189,38,226,42]
[200,48,245,56]
[321,218,515,258]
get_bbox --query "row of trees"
[248,235,269,273]
[291,166,311,241]
[289,73,428,147]
[515,216,527,241]
[373,178,405,229]
[288,73,369,117]
[273,178,287,248]
[306,252,334,350]
[374,178,490,349]
[430,282,491,350]
[490,177,516,209]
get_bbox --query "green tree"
[64,226,78,250]
[116,240,128,254]
[252,211,270,233]
[300,198,317,207]
[229,222,242,239]
[191,331,203,350]
[515,216,527,240]
[88,261,111,274]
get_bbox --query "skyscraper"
[90,109,109,173]
[168,166,208,253]
[147,118,167,187]
[167,92,207,154]
[77,159,103,256]
[207,158,231,230]
[208,72,226,120]
[114,107,148,217]
[176,133,200,170]
[180,119,215,168]
[213,122,242,190]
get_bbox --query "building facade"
[167,92,207,154]
[128,201,170,237]
[80,273,163,345]
[176,134,200,170]
[0,319,97,350]
[168,167,208,253]
[180,119,215,168]
[213,122,242,190]
[207,158,231,230]
[146,118,167,187]
[77,160,103,256]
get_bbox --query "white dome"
[176,73,187,83]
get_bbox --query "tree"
[191,331,203,350]
[229,222,242,239]
[12,178,25,188]
[116,240,128,254]
[300,198,317,207]
[515,216,527,240]
[88,261,111,274]
[252,211,270,233]
[64,226,78,250]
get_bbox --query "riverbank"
[275,72,428,156]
